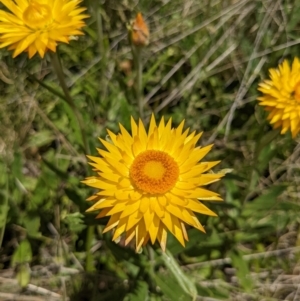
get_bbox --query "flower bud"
[129,13,149,47]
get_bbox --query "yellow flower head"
[83,115,223,252]
[0,0,89,58]
[258,58,300,138]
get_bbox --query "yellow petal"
[172,216,185,247]
[186,200,217,216]
[103,213,121,233]
[99,138,122,159]
[157,226,168,251]
[119,201,140,219]
[149,214,160,244]
[112,218,127,240]
[180,222,188,241]
[130,116,138,137]
[138,119,148,148]
[136,220,147,252]
[148,113,157,136]
[188,188,221,200]
[105,157,129,177]
[126,210,143,231]
[143,209,154,231]
[125,227,136,246]
[139,197,150,213]
[95,208,111,218]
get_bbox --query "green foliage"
[161,250,197,299]
[124,281,149,301]
[1,0,300,300]
[11,240,32,288]
[154,275,191,301]
[230,251,253,292]
[11,240,32,266]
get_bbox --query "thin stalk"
[50,52,94,272]
[49,52,90,154]
[85,225,95,272]
[131,45,144,119]
[96,7,104,56]
[147,245,155,274]
[0,168,8,248]
[95,5,109,103]
[244,129,280,204]
[136,48,144,119]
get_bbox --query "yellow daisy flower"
[83,115,223,252]
[258,58,300,138]
[0,0,89,58]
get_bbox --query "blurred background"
[1,0,300,300]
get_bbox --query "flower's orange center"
[129,150,179,194]
[23,1,52,28]
[294,81,300,102]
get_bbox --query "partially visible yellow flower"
[129,12,149,47]
[0,0,89,58]
[258,58,300,138]
[82,115,223,252]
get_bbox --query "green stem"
[0,167,8,248]
[95,5,109,102]
[49,52,90,154]
[137,49,144,119]
[85,225,95,272]
[244,129,280,204]
[131,45,144,119]
[146,245,155,274]
[50,52,94,272]
[96,7,104,56]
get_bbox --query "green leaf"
[26,73,67,101]
[42,157,69,180]
[60,100,83,147]
[287,2,300,30]
[0,183,9,229]
[63,212,87,233]
[255,130,279,160]
[278,201,300,211]
[22,214,41,237]
[105,239,139,263]
[16,264,31,288]
[143,50,171,83]
[0,170,9,248]
[28,130,54,147]
[31,179,49,206]
[11,239,32,266]
[230,251,253,292]
[161,250,197,299]
[124,281,149,301]
[151,272,191,301]
[65,188,87,211]
[243,185,286,214]
[11,151,23,179]
[196,283,229,300]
